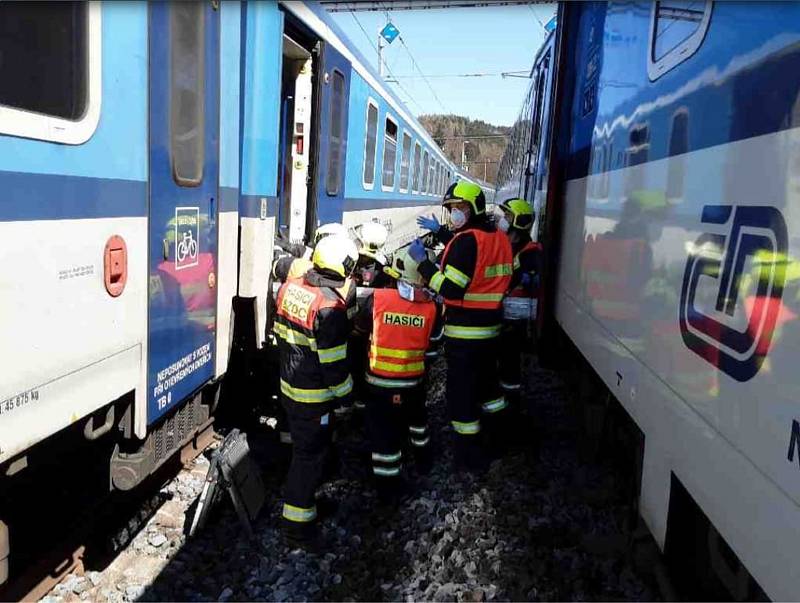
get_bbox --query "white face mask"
[397,279,415,301]
[449,208,468,230]
[497,216,510,233]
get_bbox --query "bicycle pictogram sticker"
[175,207,200,270]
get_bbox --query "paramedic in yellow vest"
[409,181,513,471]
[353,247,438,501]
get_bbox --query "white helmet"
[312,234,358,278]
[312,222,349,247]
[354,221,389,260]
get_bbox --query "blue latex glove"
[416,213,441,233]
[408,239,428,262]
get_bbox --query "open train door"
[313,42,351,229]
[147,1,220,423]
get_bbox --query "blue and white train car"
[0,0,458,587]
[498,2,800,599]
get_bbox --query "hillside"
[418,114,509,184]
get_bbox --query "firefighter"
[353,221,393,288]
[496,198,542,432]
[409,181,513,471]
[416,211,454,245]
[354,246,438,500]
[273,233,358,549]
[272,224,358,447]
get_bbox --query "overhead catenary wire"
[387,70,530,79]
[348,8,426,114]
[379,2,450,114]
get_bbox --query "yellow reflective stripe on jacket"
[484,263,512,278]
[443,324,501,339]
[330,375,353,398]
[273,323,318,350]
[463,292,505,303]
[318,343,347,364]
[364,373,421,388]
[373,466,401,476]
[370,359,426,374]
[513,256,521,270]
[282,503,317,523]
[444,265,471,288]
[451,420,481,435]
[429,271,446,293]
[370,345,425,359]
[280,379,335,403]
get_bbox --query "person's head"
[442,181,486,231]
[354,221,389,262]
[497,197,534,241]
[384,246,432,301]
[311,234,358,280]
[312,222,349,247]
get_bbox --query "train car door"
[314,43,350,228]
[279,34,314,242]
[147,1,220,423]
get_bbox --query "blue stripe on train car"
[220,0,242,196]
[240,1,282,204]
[0,2,148,221]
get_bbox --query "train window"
[648,1,712,80]
[667,109,689,200]
[0,1,101,144]
[170,2,205,187]
[326,69,345,196]
[400,132,412,193]
[422,150,430,194]
[382,115,398,190]
[363,99,379,189]
[412,141,422,194]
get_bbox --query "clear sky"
[329,4,556,127]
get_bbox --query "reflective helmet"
[312,222,349,247]
[354,221,389,260]
[385,246,431,286]
[311,234,358,279]
[499,198,534,231]
[443,180,486,216]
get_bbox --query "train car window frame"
[412,141,422,194]
[0,1,101,145]
[422,149,430,194]
[170,1,206,188]
[381,113,398,191]
[362,98,379,190]
[399,131,412,193]
[326,68,346,196]
[647,0,712,80]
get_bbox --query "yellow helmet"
[499,198,534,231]
[384,246,431,286]
[443,180,486,215]
[311,234,358,278]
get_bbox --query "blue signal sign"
[380,22,400,44]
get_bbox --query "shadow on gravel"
[138,355,659,602]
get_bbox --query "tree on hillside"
[418,114,509,184]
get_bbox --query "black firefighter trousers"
[445,333,508,461]
[281,396,333,535]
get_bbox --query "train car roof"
[281,1,453,169]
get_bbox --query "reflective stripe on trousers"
[282,503,317,523]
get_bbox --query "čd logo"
[679,205,788,381]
